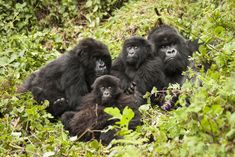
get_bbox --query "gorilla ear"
[91,81,96,89]
[73,44,88,57]
[113,76,121,84]
[31,87,44,97]
[91,78,101,89]
[114,77,124,93]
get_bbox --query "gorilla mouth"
[165,59,186,75]
[96,69,108,76]
[126,56,138,64]
[127,55,137,59]
[166,57,175,62]
[102,96,112,105]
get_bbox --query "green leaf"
[0,56,9,66]
[214,26,225,36]
[229,113,235,128]
[89,140,100,150]
[26,144,36,154]
[104,107,122,119]
[139,104,150,112]
[119,106,135,127]
[85,0,93,8]
[93,5,99,12]
[226,129,235,141]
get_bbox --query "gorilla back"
[18,38,112,117]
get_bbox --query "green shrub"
[0,0,234,156]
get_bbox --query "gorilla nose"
[99,64,105,68]
[103,91,110,97]
[99,63,105,69]
[128,50,135,56]
[166,48,177,56]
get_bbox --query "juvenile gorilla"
[148,25,199,85]
[61,75,141,144]
[111,37,166,96]
[18,38,112,117]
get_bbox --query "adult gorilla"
[18,38,112,117]
[148,25,200,110]
[111,37,166,96]
[148,25,199,85]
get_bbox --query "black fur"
[148,25,199,85]
[61,75,141,144]
[18,38,112,117]
[111,37,166,96]
[148,25,201,109]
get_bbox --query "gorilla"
[111,37,166,97]
[61,75,141,144]
[148,24,199,85]
[148,25,200,110]
[18,38,112,117]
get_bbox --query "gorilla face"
[74,38,112,77]
[92,75,122,105]
[125,45,141,65]
[148,25,191,75]
[157,35,189,75]
[122,37,153,68]
[99,86,113,104]
[95,58,109,77]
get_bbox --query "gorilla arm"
[117,94,141,128]
[61,66,89,110]
[133,57,166,95]
[111,57,132,91]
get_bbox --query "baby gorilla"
[61,75,141,144]
[111,37,166,97]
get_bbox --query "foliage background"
[0,0,234,156]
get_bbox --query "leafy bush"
[0,0,234,156]
[0,0,80,33]
[85,0,128,27]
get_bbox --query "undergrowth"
[0,0,234,156]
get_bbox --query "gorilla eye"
[100,87,105,91]
[171,42,176,46]
[108,86,112,90]
[127,46,132,50]
[160,45,166,49]
[134,46,138,49]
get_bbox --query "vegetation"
[0,0,234,156]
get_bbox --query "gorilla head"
[121,37,153,69]
[91,75,122,105]
[71,38,112,77]
[148,25,194,76]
